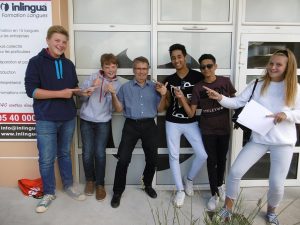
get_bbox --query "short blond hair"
[47,25,69,40]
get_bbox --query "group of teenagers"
[24,25,300,225]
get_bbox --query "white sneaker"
[65,186,86,201]
[173,191,185,208]
[207,194,220,211]
[214,207,232,222]
[36,194,56,213]
[266,212,279,225]
[218,185,226,202]
[183,176,194,196]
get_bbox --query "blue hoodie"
[25,48,78,121]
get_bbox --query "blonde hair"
[261,49,298,107]
[47,25,69,40]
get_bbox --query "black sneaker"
[111,194,121,208]
[144,186,157,198]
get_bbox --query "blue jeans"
[80,119,110,186]
[36,118,75,195]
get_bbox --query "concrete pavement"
[0,185,299,225]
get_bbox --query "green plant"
[203,189,267,225]
[147,189,300,225]
[147,191,202,225]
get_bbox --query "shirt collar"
[133,79,150,86]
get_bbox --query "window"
[159,0,231,23]
[157,32,232,69]
[74,31,151,69]
[73,0,151,25]
[244,0,300,24]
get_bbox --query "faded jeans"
[36,118,75,195]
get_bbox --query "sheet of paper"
[237,100,275,136]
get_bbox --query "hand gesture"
[92,77,102,87]
[203,86,222,101]
[173,86,184,99]
[81,86,96,96]
[156,82,168,96]
[106,82,116,94]
[61,88,81,98]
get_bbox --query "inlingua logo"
[0,3,9,11]
[11,2,47,13]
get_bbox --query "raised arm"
[174,87,197,118]
[156,81,172,112]
[203,86,223,101]
[156,82,169,112]
[106,82,123,112]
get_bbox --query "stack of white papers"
[237,100,275,136]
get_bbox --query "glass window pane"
[73,0,150,24]
[243,153,299,180]
[247,42,300,69]
[75,32,150,69]
[157,32,232,69]
[245,0,300,23]
[246,75,262,84]
[79,154,148,184]
[160,0,230,22]
[296,124,300,147]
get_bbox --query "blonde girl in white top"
[204,49,300,225]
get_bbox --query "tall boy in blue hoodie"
[25,25,86,213]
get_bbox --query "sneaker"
[173,191,185,208]
[35,194,56,213]
[96,185,106,201]
[84,181,95,196]
[218,185,226,202]
[207,194,220,211]
[65,186,86,201]
[213,207,232,223]
[183,176,194,196]
[266,212,279,225]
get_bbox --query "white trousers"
[226,141,293,208]
[166,121,207,191]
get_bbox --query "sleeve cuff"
[32,88,38,98]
